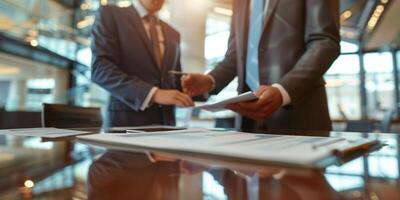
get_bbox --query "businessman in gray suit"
[182,0,340,133]
[91,0,193,127]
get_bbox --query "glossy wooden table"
[0,130,399,200]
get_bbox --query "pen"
[168,70,189,76]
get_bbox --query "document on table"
[0,128,91,138]
[77,129,382,168]
[194,92,258,112]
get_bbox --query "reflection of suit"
[91,5,181,127]
[209,0,340,133]
[88,151,180,200]
[218,169,341,200]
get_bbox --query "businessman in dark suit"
[182,0,340,133]
[91,0,193,127]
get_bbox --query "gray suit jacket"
[91,5,182,127]
[209,0,340,133]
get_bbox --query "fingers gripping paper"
[194,92,258,112]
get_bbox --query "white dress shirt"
[134,1,164,111]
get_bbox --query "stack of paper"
[77,129,382,168]
[194,92,258,112]
[0,128,90,138]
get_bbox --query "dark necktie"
[145,14,163,68]
[246,0,265,91]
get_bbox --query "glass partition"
[364,52,395,118]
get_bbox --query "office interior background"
[0,1,399,199]
[0,0,399,132]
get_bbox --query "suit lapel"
[160,22,174,78]
[261,0,279,37]
[127,6,160,72]
[237,0,250,92]
[238,0,250,56]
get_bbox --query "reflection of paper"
[194,92,258,112]
[77,129,381,168]
[0,128,90,138]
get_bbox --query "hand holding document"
[194,92,258,112]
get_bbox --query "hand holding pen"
[169,71,214,97]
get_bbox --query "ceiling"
[214,0,400,51]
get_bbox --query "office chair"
[0,107,5,144]
[345,120,376,133]
[41,103,103,161]
[0,106,4,128]
[41,103,102,128]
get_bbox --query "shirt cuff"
[140,87,158,111]
[206,74,216,92]
[272,83,291,106]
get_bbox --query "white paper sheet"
[0,128,90,138]
[77,130,381,168]
[194,92,258,112]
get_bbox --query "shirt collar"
[133,0,158,18]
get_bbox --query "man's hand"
[181,74,213,96]
[152,89,194,107]
[226,85,283,121]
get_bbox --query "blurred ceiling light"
[381,0,389,4]
[367,4,385,31]
[345,31,355,38]
[340,10,352,22]
[376,5,385,12]
[214,7,233,16]
[0,66,20,75]
[30,39,39,47]
[80,3,90,10]
[101,0,108,6]
[77,16,95,29]
[117,1,132,8]
[24,180,35,188]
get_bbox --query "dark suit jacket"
[209,0,340,133]
[91,5,182,127]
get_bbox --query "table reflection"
[88,151,181,200]
[88,150,342,200]
[0,131,399,200]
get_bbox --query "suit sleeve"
[278,0,340,105]
[91,6,154,111]
[208,2,239,94]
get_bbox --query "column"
[6,79,27,111]
[168,0,211,72]
[52,68,69,104]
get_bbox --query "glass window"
[199,12,238,120]
[325,54,361,119]
[340,41,359,53]
[205,15,231,70]
[363,52,395,119]
[0,54,69,111]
